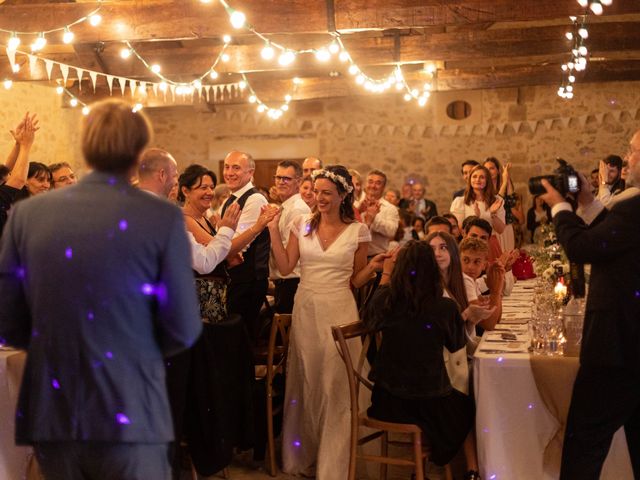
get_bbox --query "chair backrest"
[267,313,292,379]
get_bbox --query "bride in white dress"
[268,165,387,479]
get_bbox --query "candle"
[554,281,567,301]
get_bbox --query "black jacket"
[553,195,640,371]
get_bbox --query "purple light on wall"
[15,266,26,279]
[118,219,128,231]
[51,379,61,390]
[141,283,155,295]
[115,413,131,425]
[65,248,73,259]
[105,351,113,359]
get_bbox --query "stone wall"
[0,83,83,170]
[146,81,640,214]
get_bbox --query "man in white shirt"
[270,160,311,313]
[357,169,399,257]
[222,150,270,342]
[302,156,322,178]
[137,148,179,197]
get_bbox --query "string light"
[559,15,590,99]
[577,0,613,15]
[31,33,47,52]
[242,73,298,119]
[4,79,13,90]
[1,2,103,48]
[120,48,132,59]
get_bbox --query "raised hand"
[486,260,506,293]
[11,113,39,148]
[489,196,504,215]
[259,204,280,229]
[368,251,392,273]
[502,162,512,182]
[218,202,241,231]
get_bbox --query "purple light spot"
[293,440,301,447]
[87,311,95,321]
[490,475,497,480]
[141,283,155,295]
[290,399,297,405]
[155,283,168,304]
[424,323,432,330]
[108,177,117,185]
[65,247,73,259]
[410,270,416,276]
[105,351,113,359]
[118,219,128,231]
[92,360,103,369]
[528,403,534,410]
[15,267,26,279]
[497,356,504,363]
[31,329,39,338]
[482,428,489,433]
[635,291,640,299]
[51,379,60,390]
[116,413,131,425]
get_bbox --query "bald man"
[221,150,270,342]
[137,148,179,198]
[302,156,322,177]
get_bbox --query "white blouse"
[187,225,234,275]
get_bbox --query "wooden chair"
[254,313,292,476]
[331,321,430,480]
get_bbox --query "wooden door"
[218,158,304,191]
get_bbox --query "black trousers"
[560,366,640,479]
[227,278,268,344]
[273,278,300,314]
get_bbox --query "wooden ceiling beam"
[1,0,639,45]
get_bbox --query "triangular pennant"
[544,118,554,130]
[311,120,321,131]
[139,81,147,97]
[560,117,571,129]
[354,124,365,136]
[106,75,114,95]
[152,83,158,97]
[44,59,54,80]
[117,77,127,95]
[578,115,588,127]
[433,125,445,136]
[461,125,473,136]
[89,71,98,92]
[28,54,39,77]
[511,121,523,134]
[401,125,412,137]
[415,125,427,137]
[169,84,176,102]
[495,123,506,134]
[527,121,538,133]
[610,110,622,122]
[480,124,491,136]
[75,68,84,90]
[205,85,211,102]
[130,80,137,97]
[370,124,381,135]
[629,108,639,120]
[5,48,16,69]
[326,121,335,133]
[594,113,605,125]
[59,63,69,85]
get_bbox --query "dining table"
[473,278,633,480]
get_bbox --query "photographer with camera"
[539,129,640,480]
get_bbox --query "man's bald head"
[137,148,178,197]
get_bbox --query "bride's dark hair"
[305,165,355,236]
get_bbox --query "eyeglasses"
[273,175,298,183]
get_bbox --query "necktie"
[221,194,236,217]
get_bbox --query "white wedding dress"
[282,215,371,479]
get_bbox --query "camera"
[528,158,580,196]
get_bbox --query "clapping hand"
[463,303,497,325]
[489,196,504,215]
[502,162,512,182]
[499,249,520,272]
[218,202,241,231]
[260,204,280,230]
[486,260,506,293]
[10,112,39,148]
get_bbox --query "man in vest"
[222,150,270,342]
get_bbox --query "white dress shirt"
[364,197,399,255]
[227,181,268,249]
[450,196,506,230]
[187,226,234,275]
[270,193,310,280]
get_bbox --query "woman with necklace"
[268,165,387,479]
[450,164,506,238]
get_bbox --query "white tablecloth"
[473,278,633,479]
[0,350,33,480]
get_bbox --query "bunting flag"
[75,68,84,90]
[117,77,127,95]
[527,120,538,133]
[544,119,555,131]
[106,75,114,95]
[5,48,16,70]
[28,54,38,77]
[44,59,54,80]
[594,113,605,125]
[59,63,69,85]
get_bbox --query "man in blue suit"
[0,99,202,480]
[541,128,640,479]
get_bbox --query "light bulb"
[601,0,612,5]
[278,51,295,66]
[281,104,289,111]
[82,106,90,115]
[257,104,266,113]
[89,14,102,27]
[238,80,246,89]
[292,77,302,85]
[229,10,246,29]
[159,82,168,92]
[561,64,568,71]
[395,82,403,91]
[348,64,359,75]
[223,35,232,44]
[8,34,20,51]
[133,103,143,112]
[589,2,603,15]
[210,70,219,79]
[285,94,292,102]
[328,42,340,54]
[418,97,427,107]
[70,98,78,107]
[56,86,64,95]
[151,64,161,74]
[12,64,20,73]
[566,91,574,99]
[221,53,230,62]
[120,48,131,59]
[355,75,365,85]
[339,51,349,62]
[425,63,437,74]
[577,0,588,6]
[248,95,257,103]
[411,89,419,97]
[3,79,12,90]
[578,28,589,39]
[261,44,275,60]
[566,85,574,92]
[568,75,576,82]
[63,29,74,44]
[578,45,588,56]
[565,32,573,40]
[193,80,202,89]
[32,34,47,51]
[404,93,411,101]
[315,48,331,62]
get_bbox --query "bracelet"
[381,272,391,277]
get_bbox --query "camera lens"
[528,176,548,195]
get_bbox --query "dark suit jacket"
[553,195,640,371]
[0,171,202,444]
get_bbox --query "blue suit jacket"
[553,195,640,371]
[0,171,202,444]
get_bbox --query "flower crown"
[311,169,354,193]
